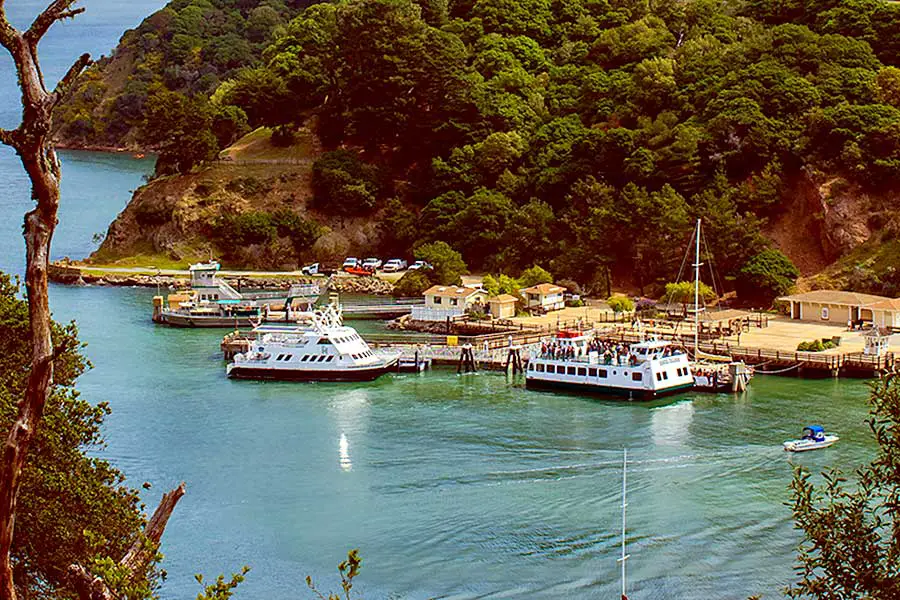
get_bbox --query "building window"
[450,298,458,306]
[434,297,442,305]
[821,306,830,320]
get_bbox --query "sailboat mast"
[619,448,629,599]
[693,219,701,355]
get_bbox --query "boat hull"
[155,313,257,328]
[783,435,839,452]
[525,377,693,400]
[227,359,399,382]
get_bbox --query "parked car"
[300,262,337,276]
[362,257,383,270]
[382,259,408,272]
[342,257,360,271]
[408,260,433,271]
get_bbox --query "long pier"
[221,315,899,379]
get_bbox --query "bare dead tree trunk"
[0,3,183,599]
[68,483,187,600]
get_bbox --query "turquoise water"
[0,3,882,599]
[47,286,877,600]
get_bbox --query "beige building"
[521,283,566,312]
[777,290,900,329]
[411,285,489,322]
[489,294,518,319]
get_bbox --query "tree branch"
[53,53,91,101]
[0,128,16,149]
[68,483,187,600]
[0,9,17,52]
[24,1,84,48]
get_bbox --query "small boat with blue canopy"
[783,425,839,452]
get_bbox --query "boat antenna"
[618,448,630,600]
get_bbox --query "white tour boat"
[783,425,839,452]
[525,330,694,399]
[153,261,323,327]
[226,305,400,382]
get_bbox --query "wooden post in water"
[505,346,524,374]
[458,344,477,373]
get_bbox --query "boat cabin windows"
[301,355,310,362]
[567,366,576,376]
[537,363,545,372]
[546,365,555,374]
[631,372,642,381]
[662,371,669,380]
[588,368,597,377]
[656,372,662,381]
[318,338,332,345]
[598,369,607,378]
[577,367,586,376]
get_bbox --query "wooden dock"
[222,317,899,379]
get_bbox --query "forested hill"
[88,0,900,301]
[53,0,316,149]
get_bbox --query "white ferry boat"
[226,305,400,382]
[525,330,694,399]
[153,261,323,327]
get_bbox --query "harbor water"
[0,3,880,598]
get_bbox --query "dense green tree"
[0,275,151,597]
[311,151,383,216]
[788,375,900,599]
[518,265,553,287]
[663,280,716,315]
[139,85,221,175]
[414,241,468,285]
[735,249,800,306]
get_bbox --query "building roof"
[490,294,519,303]
[521,283,565,295]
[423,285,486,299]
[868,298,900,311]
[777,289,890,307]
[697,309,751,322]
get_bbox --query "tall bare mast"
[618,448,630,600]
[693,219,703,355]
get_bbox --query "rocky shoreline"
[48,263,395,295]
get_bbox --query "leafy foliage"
[311,151,383,217]
[306,549,362,600]
[414,241,468,285]
[607,296,634,314]
[55,0,311,148]
[736,249,800,307]
[63,0,900,290]
[0,274,150,598]
[788,375,900,599]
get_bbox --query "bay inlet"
[0,2,881,598]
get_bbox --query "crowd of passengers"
[540,340,683,365]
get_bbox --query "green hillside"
[82,0,900,300]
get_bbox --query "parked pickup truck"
[300,262,337,276]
